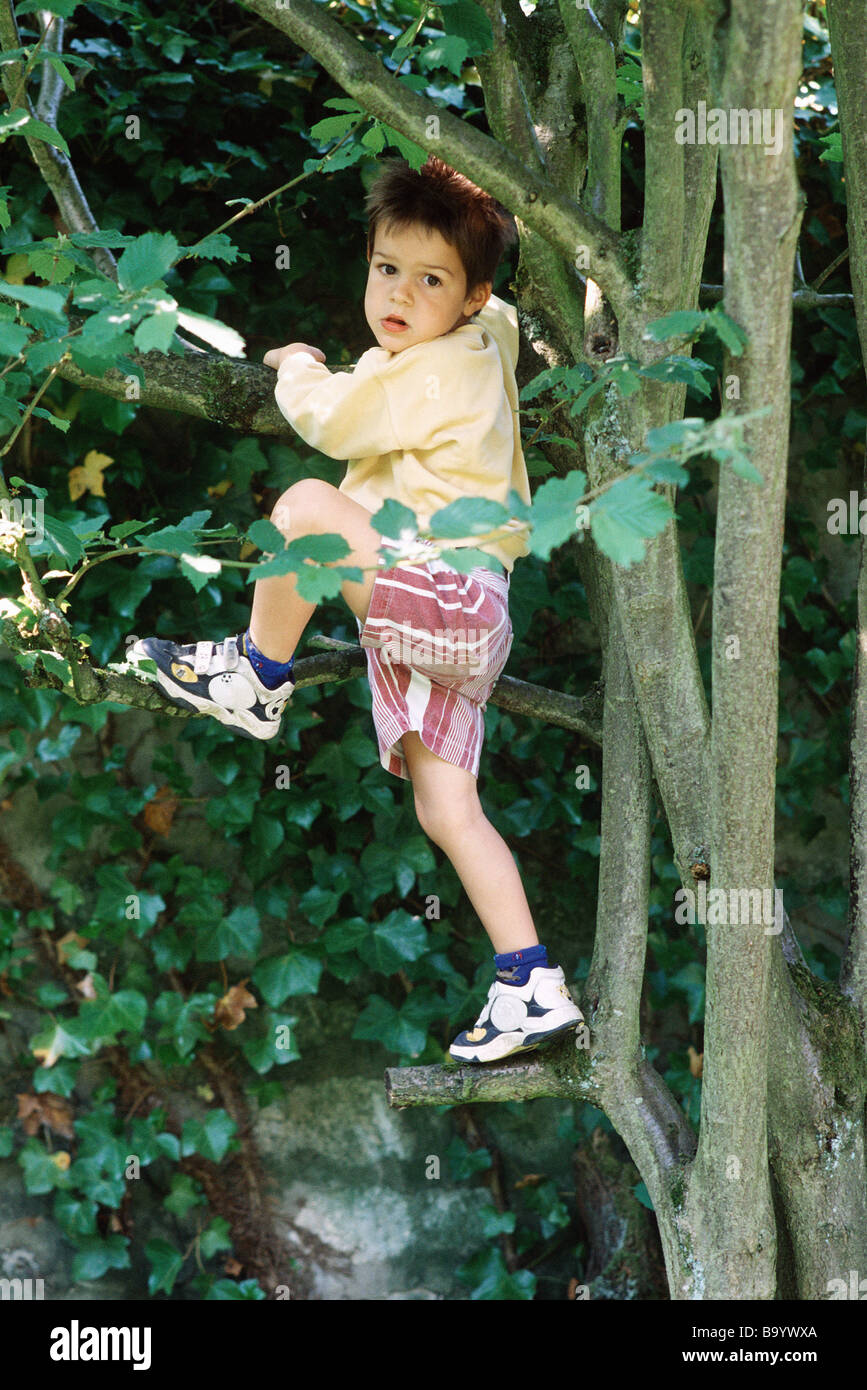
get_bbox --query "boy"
[130,156,583,1063]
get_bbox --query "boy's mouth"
[382,316,409,333]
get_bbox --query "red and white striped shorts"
[355,543,513,781]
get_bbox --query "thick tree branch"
[827,0,867,1035]
[679,0,805,1300]
[0,621,605,740]
[639,0,687,311]
[236,0,637,330]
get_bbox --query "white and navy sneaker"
[449,964,584,1063]
[128,634,293,741]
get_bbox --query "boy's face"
[364,221,491,353]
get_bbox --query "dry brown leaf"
[16,1091,75,1138]
[68,449,113,501]
[213,983,257,1031]
[514,1173,544,1190]
[224,1258,243,1277]
[688,1045,704,1078]
[143,785,179,837]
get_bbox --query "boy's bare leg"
[249,478,382,660]
[401,730,539,955]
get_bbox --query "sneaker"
[449,964,584,1063]
[127,634,293,741]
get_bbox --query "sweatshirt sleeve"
[273,350,402,460]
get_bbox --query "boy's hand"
[263,343,326,369]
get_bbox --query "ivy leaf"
[145,1238,186,1297]
[71,1234,131,1281]
[351,995,428,1056]
[181,1109,238,1163]
[200,1217,233,1259]
[357,910,429,974]
[163,1172,206,1217]
[253,951,323,1005]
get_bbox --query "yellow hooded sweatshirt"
[272,293,532,574]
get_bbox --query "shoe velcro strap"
[223,636,239,669]
[194,641,214,674]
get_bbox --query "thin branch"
[699,282,853,311]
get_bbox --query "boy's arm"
[269,346,402,461]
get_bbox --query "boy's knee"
[272,478,337,532]
[414,790,482,847]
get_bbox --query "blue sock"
[495,943,548,985]
[243,630,295,690]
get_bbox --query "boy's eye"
[423,274,441,287]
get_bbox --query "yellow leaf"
[4,253,31,285]
[239,541,257,560]
[52,1151,71,1170]
[68,450,113,501]
[207,479,233,498]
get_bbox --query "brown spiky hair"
[365,155,517,303]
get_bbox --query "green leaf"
[145,1238,186,1297]
[30,1020,92,1066]
[707,307,748,356]
[446,1135,493,1180]
[0,108,70,155]
[294,564,362,604]
[33,513,84,567]
[253,951,323,1005]
[180,552,222,591]
[134,304,179,352]
[441,0,493,54]
[200,1216,233,1258]
[204,1278,267,1299]
[310,114,361,141]
[352,995,428,1057]
[379,125,428,170]
[247,518,286,552]
[527,471,588,560]
[589,473,674,567]
[19,1140,73,1193]
[0,321,30,355]
[206,905,262,961]
[633,1180,655,1211]
[370,498,419,538]
[429,496,511,538]
[358,909,429,974]
[117,232,180,292]
[71,1235,130,1281]
[644,311,706,343]
[418,33,470,74]
[163,1173,206,1217]
[181,1109,238,1163]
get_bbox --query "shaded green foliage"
[0,0,858,1298]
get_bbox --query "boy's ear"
[466,280,492,316]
